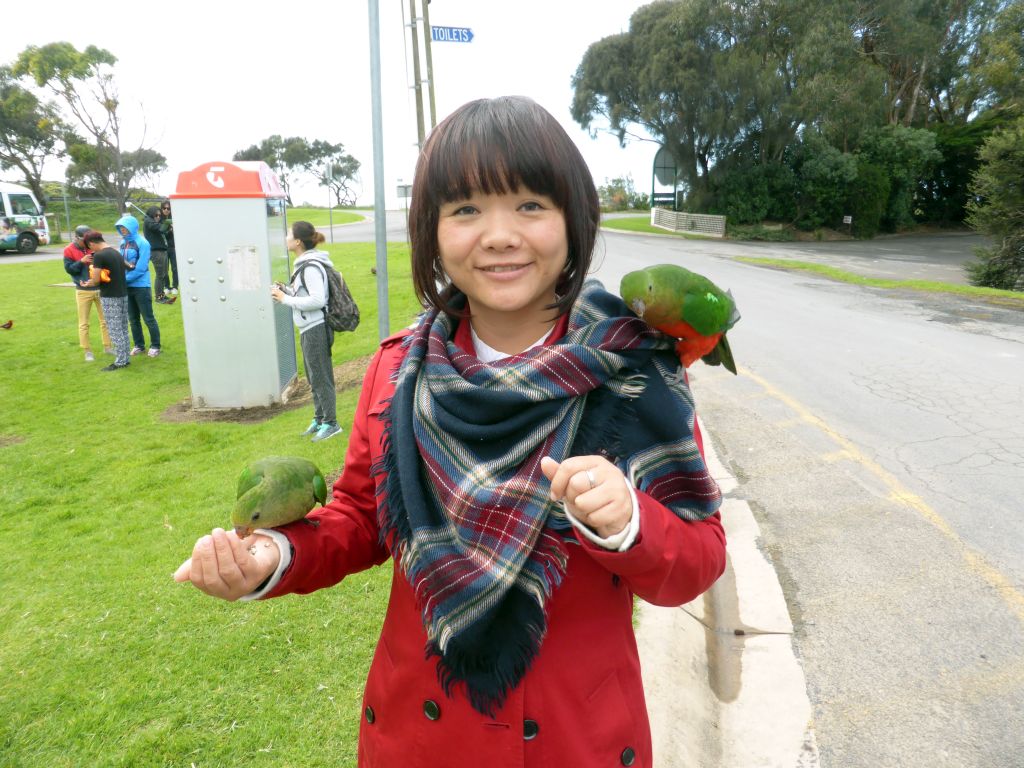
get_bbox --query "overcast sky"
[0,0,660,208]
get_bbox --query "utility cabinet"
[170,160,296,408]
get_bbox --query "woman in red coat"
[175,96,727,767]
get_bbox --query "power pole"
[421,0,437,128]
[408,0,426,149]
[368,0,389,339]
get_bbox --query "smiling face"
[409,98,601,328]
[437,188,568,345]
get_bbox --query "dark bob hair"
[408,95,600,317]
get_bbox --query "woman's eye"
[520,201,545,212]
[453,205,478,215]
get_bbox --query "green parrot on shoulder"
[620,264,741,374]
[231,456,328,538]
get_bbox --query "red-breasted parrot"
[231,456,327,538]
[620,264,740,374]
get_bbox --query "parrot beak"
[234,525,254,539]
[630,298,646,318]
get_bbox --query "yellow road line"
[743,367,1024,623]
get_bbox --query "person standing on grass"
[161,200,179,297]
[143,206,174,305]
[270,221,342,443]
[174,96,726,768]
[82,230,131,371]
[115,214,162,359]
[63,224,113,362]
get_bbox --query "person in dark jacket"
[160,200,178,297]
[63,224,113,362]
[143,206,174,304]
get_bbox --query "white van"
[0,181,50,254]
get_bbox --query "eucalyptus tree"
[12,43,164,211]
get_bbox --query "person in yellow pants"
[64,225,112,362]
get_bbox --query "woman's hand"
[173,528,280,601]
[270,286,285,303]
[540,455,632,538]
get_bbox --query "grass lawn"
[286,207,364,228]
[601,215,717,240]
[0,242,419,766]
[736,256,1024,309]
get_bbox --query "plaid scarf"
[374,280,721,715]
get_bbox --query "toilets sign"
[431,26,474,43]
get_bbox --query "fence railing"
[650,207,726,238]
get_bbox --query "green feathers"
[620,264,741,374]
[621,264,739,335]
[231,456,327,538]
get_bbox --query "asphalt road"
[590,228,1024,766]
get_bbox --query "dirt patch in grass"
[161,354,373,424]
[0,434,26,448]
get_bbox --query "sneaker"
[130,347,144,356]
[301,418,320,436]
[101,362,130,372]
[156,296,169,304]
[148,347,161,358]
[84,351,95,362]
[311,423,343,442]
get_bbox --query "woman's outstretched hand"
[540,455,632,539]
[173,528,280,601]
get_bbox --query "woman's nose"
[479,211,521,251]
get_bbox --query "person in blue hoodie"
[116,214,162,358]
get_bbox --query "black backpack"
[291,261,360,332]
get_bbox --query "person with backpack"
[271,221,343,442]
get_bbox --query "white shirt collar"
[470,324,554,363]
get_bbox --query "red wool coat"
[267,324,727,768]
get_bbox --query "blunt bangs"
[425,100,572,210]
[409,96,600,317]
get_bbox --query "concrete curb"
[636,417,819,767]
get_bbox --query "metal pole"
[62,183,72,241]
[408,0,426,148]
[369,0,390,340]
[326,162,334,244]
[422,0,437,128]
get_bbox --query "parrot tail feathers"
[724,290,741,330]
[701,333,738,375]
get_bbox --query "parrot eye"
[251,512,261,521]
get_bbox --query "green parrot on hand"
[231,456,328,538]
[620,264,741,375]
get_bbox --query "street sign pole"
[422,0,437,128]
[408,0,426,149]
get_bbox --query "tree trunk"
[905,57,928,126]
